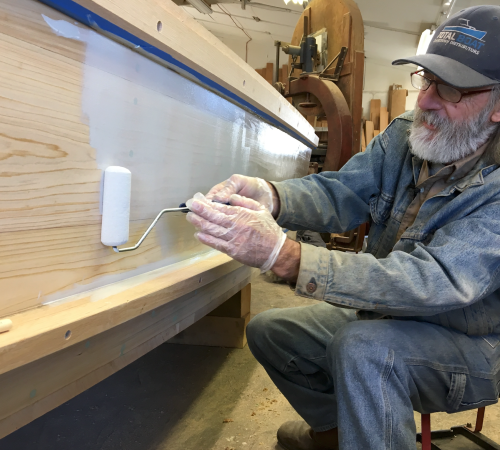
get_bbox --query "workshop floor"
[1,274,500,450]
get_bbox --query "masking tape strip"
[38,0,316,149]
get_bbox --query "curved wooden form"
[289,0,364,155]
[288,75,353,171]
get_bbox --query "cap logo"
[434,18,486,55]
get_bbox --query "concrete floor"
[1,274,500,450]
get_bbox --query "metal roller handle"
[113,206,189,253]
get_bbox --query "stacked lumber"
[255,63,289,88]
[361,85,408,151]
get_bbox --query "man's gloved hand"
[205,174,274,214]
[186,193,286,272]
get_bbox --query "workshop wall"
[362,59,419,120]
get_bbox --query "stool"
[417,407,500,449]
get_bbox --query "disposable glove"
[205,174,274,213]
[186,193,286,272]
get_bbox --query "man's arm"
[294,201,500,316]
[269,134,389,234]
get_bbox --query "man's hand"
[205,174,277,215]
[186,194,286,272]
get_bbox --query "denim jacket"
[273,111,500,336]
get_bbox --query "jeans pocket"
[446,372,466,411]
[482,335,500,349]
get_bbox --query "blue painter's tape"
[37,0,316,149]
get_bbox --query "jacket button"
[306,282,317,293]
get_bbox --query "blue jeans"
[247,302,500,450]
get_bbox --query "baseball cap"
[392,5,500,89]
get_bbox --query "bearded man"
[186,5,500,450]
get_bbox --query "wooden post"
[380,106,389,131]
[265,62,273,84]
[370,99,381,130]
[168,284,252,349]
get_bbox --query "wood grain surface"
[0,0,310,317]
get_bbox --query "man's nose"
[417,82,443,111]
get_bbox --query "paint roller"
[101,166,225,253]
[101,166,191,252]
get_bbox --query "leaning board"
[0,0,315,437]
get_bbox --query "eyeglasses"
[410,71,494,103]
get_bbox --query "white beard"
[409,105,498,164]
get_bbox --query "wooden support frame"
[0,0,309,438]
[0,267,257,439]
[169,284,252,348]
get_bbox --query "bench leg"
[167,284,251,349]
[421,414,432,450]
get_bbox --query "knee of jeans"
[327,320,384,367]
[246,309,279,356]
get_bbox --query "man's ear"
[492,109,500,122]
[491,101,500,123]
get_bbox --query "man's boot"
[277,420,339,450]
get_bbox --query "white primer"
[36,14,311,306]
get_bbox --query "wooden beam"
[50,0,318,146]
[169,283,252,348]
[265,62,273,84]
[370,99,381,130]
[0,0,312,318]
[0,272,255,439]
[389,89,408,121]
[0,254,254,377]
[365,120,374,145]
[380,106,389,131]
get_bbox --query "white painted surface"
[25,13,311,308]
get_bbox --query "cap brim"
[392,54,499,89]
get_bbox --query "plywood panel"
[0,0,311,317]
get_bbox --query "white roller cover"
[101,166,132,247]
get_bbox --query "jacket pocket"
[446,373,467,411]
[369,193,393,225]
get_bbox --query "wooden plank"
[389,89,408,121]
[0,272,255,438]
[0,0,312,318]
[370,99,381,130]
[380,106,389,131]
[281,64,288,88]
[56,0,317,146]
[361,125,366,152]
[342,12,352,64]
[365,120,374,145]
[265,62,273,84]
[374,130,380,137]
[0,254,253,377]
